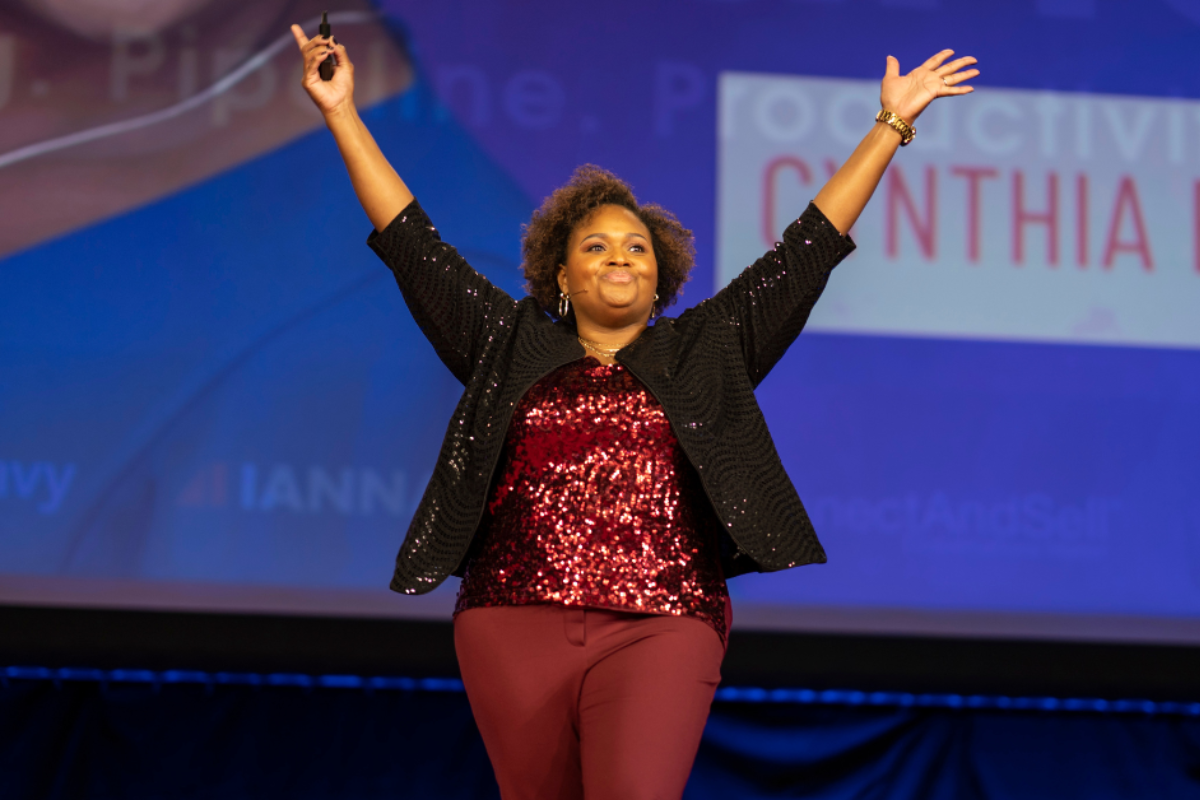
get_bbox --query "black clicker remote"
[318,11,335,81]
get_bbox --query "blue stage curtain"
[693,704,1200,799]
[0,680,497,800]
[3,679,1199,799]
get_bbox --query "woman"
[291,23,977,800]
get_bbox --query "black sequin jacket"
[368,200,855,594]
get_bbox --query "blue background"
[3,0,1200,639]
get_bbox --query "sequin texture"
[455,357,729,642]
[368,200,854,594]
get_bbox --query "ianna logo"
[177,462,425,518]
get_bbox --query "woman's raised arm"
[291,24,413,232]
[813,49,979,235]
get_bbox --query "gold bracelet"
[875,109,915,146]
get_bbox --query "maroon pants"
[454,605,725,800]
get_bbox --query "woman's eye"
[587,244,604,252]
[630,245,645,253]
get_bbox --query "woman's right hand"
[290,23,355,118]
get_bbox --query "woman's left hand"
[881,49,978,124]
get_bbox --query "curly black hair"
[522,164,696,321]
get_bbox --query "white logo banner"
[717,72,1200,349]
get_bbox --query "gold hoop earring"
[559,292,570,318]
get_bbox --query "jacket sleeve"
[368,199,519,385]
[702,202,855,387]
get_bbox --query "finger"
[330,42,351,69]
[920,49,954,71]
[942,69,980,88]
[885,55,900,78]
[304,40,335,69]
[302,42,325,66]
[290,23,309,49]
[936,56,978,76]
[303,36,333,55]
[302,48,330,80]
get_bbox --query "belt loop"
[564,607,586,647]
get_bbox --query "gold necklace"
[578,336,622,357]
[578,328,647,358]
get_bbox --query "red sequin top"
[454,357,729,643]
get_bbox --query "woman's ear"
[556,265,568,295]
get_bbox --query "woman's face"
[557,204,658,331]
